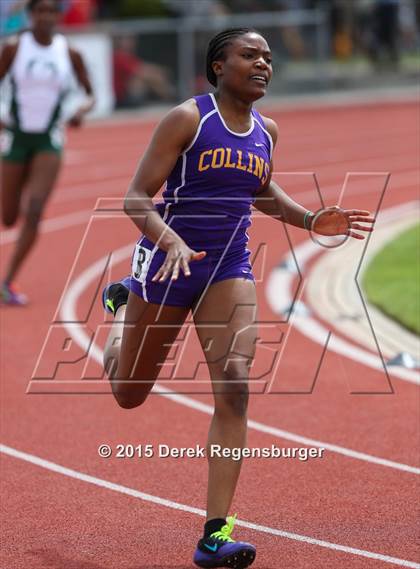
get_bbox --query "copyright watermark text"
[98,443,325,462]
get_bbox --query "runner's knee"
[215,366,249,417]
[25,197,45,227]
[111,376,152,410]
[113,390,148,410]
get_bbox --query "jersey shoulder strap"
[193,93,216,120]
[251,107,267,129]
[251,107,274,158]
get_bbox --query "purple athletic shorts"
[128,236,254,307]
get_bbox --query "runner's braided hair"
[206,28,257,87]
[28,0,59,11]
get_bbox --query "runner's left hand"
[312,206,375,240]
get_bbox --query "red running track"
[1,99,419,569]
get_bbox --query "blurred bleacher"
[1,0,418,116]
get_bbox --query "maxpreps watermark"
[98,443,325,462]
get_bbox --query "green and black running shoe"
[193,515,256,568]
[101,277,130,315]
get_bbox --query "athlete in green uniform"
[0,0,95,305]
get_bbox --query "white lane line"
[1,443,419,568]
[276,169,418,204]
[266,200,420,385]
[262,86,419,112]
[51,166,418,206]
[2,168,418,246]
[58,245,420,475]
[92,87,418,129]
[0,210,92,246]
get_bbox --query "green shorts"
[0,126,64,162]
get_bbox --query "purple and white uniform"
[129,93,273,307]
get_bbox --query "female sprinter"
[101,29,374,569]
[0,0,94,305]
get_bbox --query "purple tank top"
[155,93,273,253]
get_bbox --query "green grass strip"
[363,223,420,335]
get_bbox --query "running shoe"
[101,276,130,315]
[0,282,28,306]
[193,515,256,568]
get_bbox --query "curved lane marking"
[267,200,420,385]
[1,443,419,568]
[59,243,420,475]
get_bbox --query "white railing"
[67,8,329,103]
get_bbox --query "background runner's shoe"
[101,277,130,315]
[0,283,28,306]
[193,516,256,569]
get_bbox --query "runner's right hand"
[152,241,206,282]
